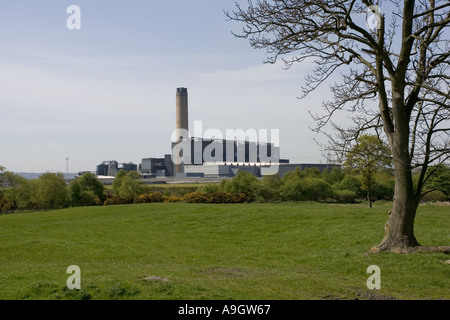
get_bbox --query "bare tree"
[226,0,449,253]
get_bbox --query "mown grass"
[0,202,448,300]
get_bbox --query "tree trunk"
[367,178,372,208]
[373,103,421,253]
[372,145,421,253]
[368,191,372,208]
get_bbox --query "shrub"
[223,171,259,197]
[232,192,254,203]
[182,191,253,204]
[199,183,220,194]
[103,195,131,206]
[279,180,305,201]
[183,192,209,203]
[334,189,357,203]
[337,175,364,196]
[163,196,183,203]
[279,177,333,202]
[77,172,106,202]
[134,192,164,204]
[118,173,146,202]
[0,197,13,213]
[421,190,448,203]
[32,173,70,209]
[79,191,98,207]
[256,184,280,202]
[301,178,333,201]
[372,179,395,201]
[207,191,234,203]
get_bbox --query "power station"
[94,87,338,179]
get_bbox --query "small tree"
[33,172,69,209]
[223,170,259,197]
[345,134,391,207]
[1,171,29,213]
[78,172,105,202]
[69,179,83,206]
[112,170,127,195]
[118,171,145,202]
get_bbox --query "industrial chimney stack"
[175,87,188,174]
[176,87,188,141]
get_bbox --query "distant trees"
[1,164,449,214]
[0,169,70,212]
[0,171,29,213]
[69,172,105,206]
[116,170,146,202]
[32,173,69,209]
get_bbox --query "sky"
[0,1,339,173]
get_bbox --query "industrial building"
[95,87,339,179]
[96,160,137,177]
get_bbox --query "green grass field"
[0,202,448,300]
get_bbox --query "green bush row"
[1,165,449,213]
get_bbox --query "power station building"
[95,87,339,178]
[96,160,137,177]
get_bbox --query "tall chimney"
[175,87,188,174]
[176,87,188,141]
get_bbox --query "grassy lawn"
[0,202,448,300]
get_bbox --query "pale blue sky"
[0,1,334,173]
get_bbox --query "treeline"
[1,165,449,213]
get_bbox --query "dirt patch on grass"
[138,276,170,283]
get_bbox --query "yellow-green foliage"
[134,192,164,204]
[183,191,252,204]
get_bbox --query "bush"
[103,195,132,206]
[183,192,209,203]
[256,175,282,202]
[199,183,220,194]
[134,192,164,204]
[421,190,448,203]
[279,180,305,201]
[336,175,364,196]
[79,191,98,207]
[163,196,183,203]
[223,171,259,197]
[0,197,13,213]
[256,184,280,202]
[232,192,254,203]
[333,189,357,203]
[77,172,106,202]
[32,173,70,209]
[183,191,253,204]
[372,179,395,201]
[301,178,333,201]
[119,176,146,202]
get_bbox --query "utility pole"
[66,157,69,179]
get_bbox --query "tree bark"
[372,126,421,252]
